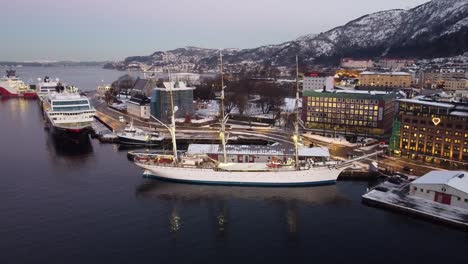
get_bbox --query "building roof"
[303,89,398,100]
[397,99,455,108]
[186,144,330,157]
[127,93,151,106]
[153,81,196,91]
[360,71,411,76]
[132,78,149,91]
[412,171,468,194]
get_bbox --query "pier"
[362,180,468,230]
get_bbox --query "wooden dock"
[362,180,468,231]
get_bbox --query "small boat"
[116,121,164,146]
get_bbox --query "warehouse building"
[410,170,468,209]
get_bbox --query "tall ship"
[132,56,355,186]
[42,87,96,137]
[0,70,37,98]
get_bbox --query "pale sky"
[1,0,429,61]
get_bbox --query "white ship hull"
[135,163,346,186]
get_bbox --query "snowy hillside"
[113,0,468,71]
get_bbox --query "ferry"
[42,87,95,137]
[0,70,37,98]
[132,55,355,187]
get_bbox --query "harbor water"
[1,67,468,264]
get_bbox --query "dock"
[362,180,468,230]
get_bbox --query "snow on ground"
[303,133,358,147]
[175,116,216,124]
[195,98,299,118]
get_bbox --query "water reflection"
[46,133,94,157]
[136,180,350,236]
[136,180,348,205]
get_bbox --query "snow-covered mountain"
[112,0,468,71]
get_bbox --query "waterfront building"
[394,98,468,167]
[150,81,195,122]
[186,144,330,163]
[96,84,110,98]
[127,94,151,119]
[359,71,413,89]
[303,74,334,91]
[410,171,468,209]
[302,90,398,137]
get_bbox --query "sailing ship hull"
[136,163,344,186]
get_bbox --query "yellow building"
[443,79,468,90]
[359,71,412,88]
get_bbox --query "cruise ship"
[42,87,95,137]
[0,70,37,98]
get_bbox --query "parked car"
[119,116,125,123]
[403,166,414,172]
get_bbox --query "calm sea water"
[1,67,467,264]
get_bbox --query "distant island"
[0,61,111,67]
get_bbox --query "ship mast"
[168,70,178,164]
[219,50,228,163]
[293,56,300,169]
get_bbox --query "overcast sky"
[2,0,429,61]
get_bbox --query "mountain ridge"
[109,0,468,71]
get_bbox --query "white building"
[303,75,334,92]
[126,93,151,119]
[410,171,468,209]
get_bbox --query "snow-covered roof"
[298,147,330,157]
[397,99,454,108]
[412,171,468,194]
[450,111,468,117]
[154,81,196,91]
[360,71,411,76]
[186,144,329,157]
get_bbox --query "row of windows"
[307,117,378,127]
[52,106,91,112]
[307,97,380,104]
[413,187,468,202]
[52,100,89,106]
[307,101,380,110]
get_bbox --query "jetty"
[362,180,468,230]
